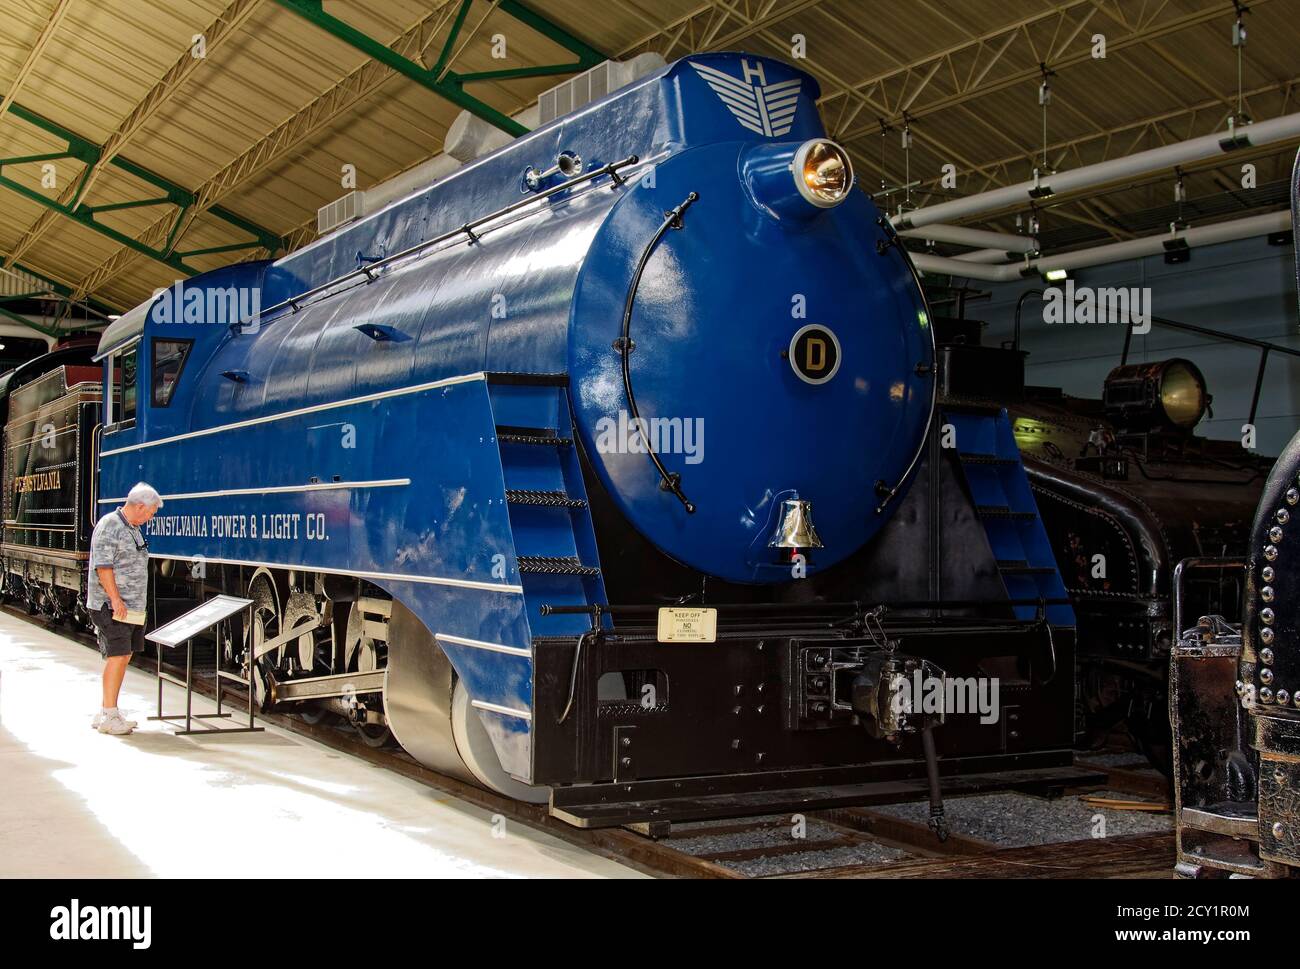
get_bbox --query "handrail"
[250,154,642,325]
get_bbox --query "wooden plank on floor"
[817,805,997,855]
[779,832,1174,879]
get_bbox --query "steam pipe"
[1023,456,1167,600]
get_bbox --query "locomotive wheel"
[343,602,390,744]
[294,700,329,724]
[246,572,283,708]
[355,722,393,747]
[344,601,383,673]
[282,589,329,675]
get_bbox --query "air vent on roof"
[317,190,364,234]
[536,53,666,126]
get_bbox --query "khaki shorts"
[91,604,144,659]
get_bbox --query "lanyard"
[116,509,147,552]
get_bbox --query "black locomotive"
[926,299,1276,773]
[0,336,103,621]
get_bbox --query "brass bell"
[768,498,823,549]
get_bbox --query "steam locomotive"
[929,308,1272,771]
[11,51,1247,828]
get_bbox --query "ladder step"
[496,425,573,446]
[958,452,1018,466]
[976,505,1036,521]
[485,371,569,386]
[506,489,587,509]
[518,555,601,577]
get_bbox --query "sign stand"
[146,594,262,736]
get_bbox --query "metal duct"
[899,223,1037,252]
[911,210,1290,282]
[893,112,1300,231]
[953,248,1023,264]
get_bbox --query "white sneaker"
[92,710,138,730]
[97,712,135,735]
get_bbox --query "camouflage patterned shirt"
[87,510,149,612]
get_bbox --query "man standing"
[88,482,163,735]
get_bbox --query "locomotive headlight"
[1158,361,1207,427]
[1103,358,1209,432]
[796,140,853,207]
[741,138,856,220]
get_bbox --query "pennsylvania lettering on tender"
[13,469,61,493]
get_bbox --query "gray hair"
[125,482,163,509]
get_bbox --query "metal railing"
[1011,287,1300,425]
[253,154,643,325]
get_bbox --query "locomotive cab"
[95,261,269,451]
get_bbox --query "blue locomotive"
[67,52,1079,824]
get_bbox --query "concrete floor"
[0,612,642,879]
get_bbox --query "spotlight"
[1103,358,1209,432]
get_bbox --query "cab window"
[119,345,137,423]
[104,343,138,428]
[151,338,192,407]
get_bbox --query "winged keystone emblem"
[690,58,801,138]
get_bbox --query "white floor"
[0,611,642,879]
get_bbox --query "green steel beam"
[85,196,177,214]
[429,0,474,79]
[451,62,586,84]
[273,0,606,136]
[0,98,283,269]
[0,167,198,277]
[273,0,525,135]
[0,151,73,167]
[176,241,269,258]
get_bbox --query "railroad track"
[10,604,1175,879]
